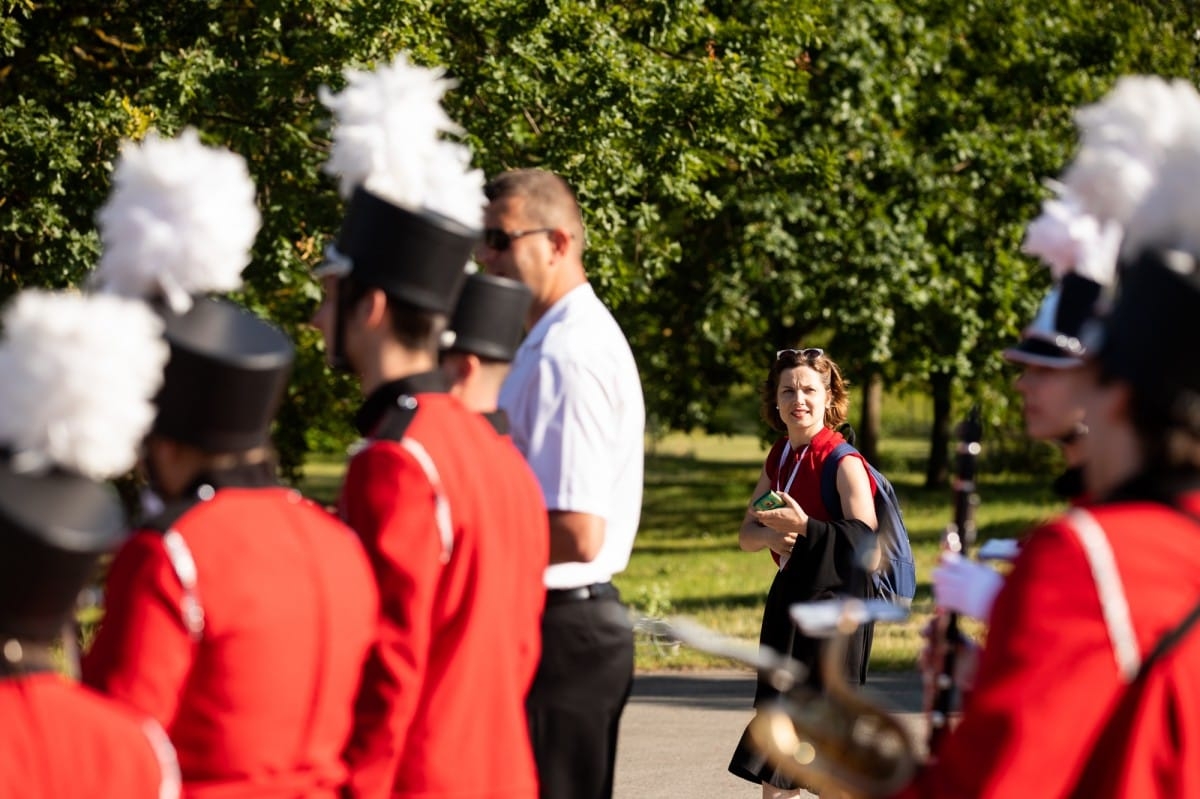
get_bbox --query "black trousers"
[527,587,634,799]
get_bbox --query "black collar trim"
[354,371,448,436]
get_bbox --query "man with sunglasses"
[479,169,645,799]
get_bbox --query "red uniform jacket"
[339,378,549,799]
[898,490,1200,798]
[83,476,378,799]
[0,673,178,798]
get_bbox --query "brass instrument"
[665,600,918,798]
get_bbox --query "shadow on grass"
[659,592,768,614]
[630,539,741,555]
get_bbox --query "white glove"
[932,552,1005,622]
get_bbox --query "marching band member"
[0,290,179,798]
[82,130,378,798]
[905,75,1200,799]
[440,271,533,429]
[312,55,549,799]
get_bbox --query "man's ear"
[443,352,480,398]
[1091,377,1131,427]
[460,352,482,382]
[548,227,572,256]
[354,287,390,330]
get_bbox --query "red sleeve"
[895,520,1119,798]
[82,531,196,729]
[340,443,443,799]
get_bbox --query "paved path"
[615,669,926,798]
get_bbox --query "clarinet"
[927,408,982,758]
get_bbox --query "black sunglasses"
[776,348,824,361]
[483,227,555,252]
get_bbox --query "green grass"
[618,431,1060,672]
[295,430,1063,674]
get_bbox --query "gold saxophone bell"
[745,606,918,798]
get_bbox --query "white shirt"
[499,283,645,589]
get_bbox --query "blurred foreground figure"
[902,75,1200,799]
[82,130,378,798]
[0,290,179,799]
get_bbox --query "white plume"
[319,53,485,229]
[1117,79,1200,260]
[1021,182,1102,281]
[1022,182,1121,288]
[93,128,261,314]
[0,291,168,481]
[1061,76,1200,227]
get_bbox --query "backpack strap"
[820,442,856,520]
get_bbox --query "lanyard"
[776,441,808,497]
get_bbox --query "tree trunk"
[858,370,882,465]
[925,372,953,489]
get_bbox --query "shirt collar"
[354,370,449,436]
[522,283,595,350]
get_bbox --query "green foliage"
[3,1,1200,478]
[1,0,368,475]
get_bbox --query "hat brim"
[1002,338,1083,369]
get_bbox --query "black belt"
[545,581,619,605]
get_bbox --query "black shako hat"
[0,461,126,640]
[1090,248,1200,416]
[328,186,477,315]
[445,273,532,362]
[1004,272,1105,368]
[153,296,294,453]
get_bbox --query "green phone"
[752,489,787,512]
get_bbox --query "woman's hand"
[754,491,810,541]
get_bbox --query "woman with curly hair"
[728,347,878,799]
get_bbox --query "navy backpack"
[819,442,917,607]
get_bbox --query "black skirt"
[727,554,873,789]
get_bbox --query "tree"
[2,0,832,471]
[771,0,1200,484]
[4,0,1200,485]
[1,1,379,475]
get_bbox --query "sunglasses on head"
[483,227,555,252]
[776,348,824,361]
